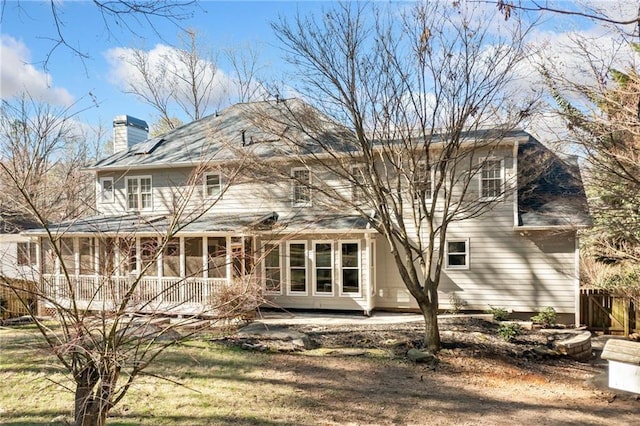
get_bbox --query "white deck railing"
[41,274,230,315]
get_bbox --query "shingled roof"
[517,138,591,229]
[89,99,353,170]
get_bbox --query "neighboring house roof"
[24,212,373,236]
[0,212,40,235]
[517,139,591,229]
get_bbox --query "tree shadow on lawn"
[146,344,637,425]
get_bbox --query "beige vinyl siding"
[96,164,361,218]
[374,203,577,314]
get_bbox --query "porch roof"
[24,211,373,236]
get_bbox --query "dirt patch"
[220,317,640,425]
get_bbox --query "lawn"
[1,321,639,425]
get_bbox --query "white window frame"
[262,243,283,295]
[445,238,470,270]
[339,241,361,297]
[286,241,308,295]
[126,175,153,211]
[291,167,311,207]
[413,162,434,202]
[99,177,114,204]
[17,241,37,267]
[204,172,222,198]
[479,158,504,201]
[312,240,334,296]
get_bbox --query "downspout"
[365,234,374,315]
[574,232,581,327]
[512,139,519,227]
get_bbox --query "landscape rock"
[407,348,437,363]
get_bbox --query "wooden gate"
[580,288,638,335]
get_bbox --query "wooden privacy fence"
[580,288,639,335]
[0,278,37,319]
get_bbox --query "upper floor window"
[100,177,114,203]
[126,176,152,210]
[204,173,222,198]
[445,239,469,270]
[291,168,311,206]
[480,158,503,200]
[413,162,432,201]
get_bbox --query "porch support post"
[226,236,232,283]
[202,237,208,278]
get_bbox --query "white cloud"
[0,35,75,105]
[105,44,245,119]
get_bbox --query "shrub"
[487,305,509,321]
[531,307,557,328]
[497,322,522,342]
[448,293,467,314]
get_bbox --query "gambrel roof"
[517,139,591,229]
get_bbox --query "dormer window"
[291,167,311,206]
[126,176,152,210]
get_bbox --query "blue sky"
[1,1,637,143]
[1,1,329,130]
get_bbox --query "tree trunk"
[419,301,441,352]
[74,367,99,426]
[74,365,115,426]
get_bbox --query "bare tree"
[491,0,640,28]
[0,0,197,69]
[0,94,97,222]
[0,133,262,425]
[261,2,538,351]
[121,29,269,131]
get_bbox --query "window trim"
[125,175,153,211]
[286,240,308,295]
[339,240,361,297]
[99,177,114,204]
[262,243,283,295]
[204,172,222,198]
[445,238,470,270]
[479,157,504,201]
[291,167,312,207]
[17,241,37,267]
[312,240,334,296]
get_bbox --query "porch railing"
[41,274,230,315]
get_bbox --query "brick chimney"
[113,115,149,153]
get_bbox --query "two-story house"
[27,99,590,323]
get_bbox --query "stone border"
[551,331,592,361]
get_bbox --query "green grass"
[0,325,303,425]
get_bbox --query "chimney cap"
[113,115,149,131]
